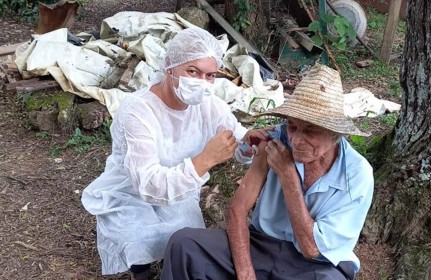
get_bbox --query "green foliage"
[349,134,387,165]
[356,118,371,131]
[18,92,32,104]
[65,128,95,153]
[232,0,253,32]
[367,8,387,31]
[367,7,406,33]
[378,113,398,127]
[367,7,406,48]
[100,119,113,142]
[247,97,276,114]
[349,135,368,156]
[50,125,111,156]
[0,0,86,21]
[388,80,402,97]
[336,51,399,82]
[308,14,356,50]
[396,19,406,34]
[1,0,49,20]
[252,116,284,129]
[208,159,247,200]
[36,131,50,138]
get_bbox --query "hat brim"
[260,103,370,137]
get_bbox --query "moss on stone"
[24,91,76,129]
[25,91,75,111]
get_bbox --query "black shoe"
[131,270,150,280]
[130,264,151,280]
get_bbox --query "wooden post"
[380,0,403,62]
[35,0,80,34]
[175,0,182,12]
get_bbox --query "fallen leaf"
[20,202,30,211]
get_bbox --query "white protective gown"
[81,89,248,275]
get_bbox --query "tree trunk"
[225,0,236,24]
[224,0,270,52]
[394,1,431,157]
[363,1,431,278]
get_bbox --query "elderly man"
[160,64,374,280]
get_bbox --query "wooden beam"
[118,56,141,90]
[380,0,403,62]
[5,77,60,94]
[0,63,16,84]
[175,0,182,12]
[197,0,276,74]
[0,42,25,57]
[35,0,79,34]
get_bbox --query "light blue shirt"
[251,124,374,272]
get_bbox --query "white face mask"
[171,75,215,105]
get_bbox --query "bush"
[0,0,76,21]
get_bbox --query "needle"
[238,141,259,156]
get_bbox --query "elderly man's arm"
[226,141,269,280]
[280,168,319,258]
[265,139,320,259]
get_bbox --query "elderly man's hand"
[265,138,295,176]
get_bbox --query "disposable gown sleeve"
[121,111,209,206]
[212,96,250,164]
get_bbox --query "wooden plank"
[357,0,408,19]
[380,0,403,62]
[0,42,25,57]
[16,79,60,94]
[36,1,79,34]
[175,0,182,11]
[198,0,276,74]
[6,77,60,94]
[283,34,301,50]
[5,61,18,72]
[0,63,17,84]
[217,68,238,80]
[118,56,141,88]
[294,31,324,54]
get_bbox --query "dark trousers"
[161,227,356,280]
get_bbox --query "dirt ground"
[0,0,395,279]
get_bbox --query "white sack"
[14,12,286,118]
[344,87,401,118]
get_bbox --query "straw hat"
[261,63,369,136]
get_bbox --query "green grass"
[208,160,247,200]
[36,131,50,139]
[388,80,402,97]
[337,53,399,80]
[330,7,405,102]
[397,19,407,34]
[252,116,284,129]
[367,8,388,31]
[378,112,399,127]
[50,121,112,156]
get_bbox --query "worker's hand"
[192,130,238,176]
[204,130,238,165]
[240,128,274,157]
[242,128,270,144]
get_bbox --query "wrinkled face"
[286,118,339,163]
[169,57,218,88]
